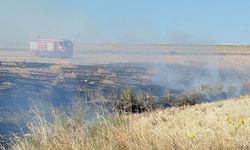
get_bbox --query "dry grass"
[1,45,250,65]
[11,96,250,150]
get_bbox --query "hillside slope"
[12,97,250,150]
[127,96,250,149]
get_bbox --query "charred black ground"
[0,60,249,141]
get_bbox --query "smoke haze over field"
[0,0,250,48]
[1,1,250,147]
[150,45,247,100]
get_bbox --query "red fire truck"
[30,39,74,58]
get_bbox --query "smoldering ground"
[1,45,250,145]
[151,45,246,101]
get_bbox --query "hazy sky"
[0,0,250,47]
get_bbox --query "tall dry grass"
[10,96,250,150]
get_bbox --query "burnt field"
[0,62,249,115]
[0,61,162,137]
[1,45,250,142]
[0,62,151,118]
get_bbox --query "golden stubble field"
[0,44,250,64]
[1,44,250,79]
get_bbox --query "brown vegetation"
[10,96,250,150]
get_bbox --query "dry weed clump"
[9,96,250,150]
[113,87,154,113]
